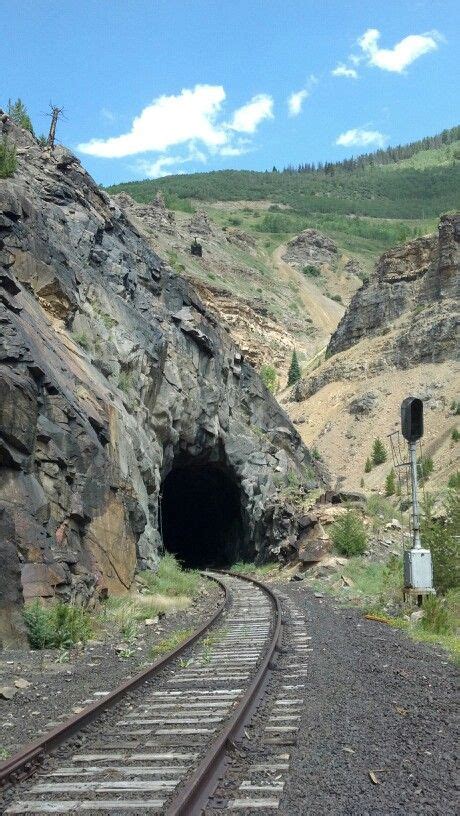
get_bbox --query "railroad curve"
[1,572,282,815]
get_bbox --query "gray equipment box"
[404,548,433,590]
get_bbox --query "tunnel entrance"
[160,460,245,569]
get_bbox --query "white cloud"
[227,94,274,133]
[288,89,309,116]
[332,63,358,79]
[336,128,388,148]
[78,86,273,177]
[357,27,440,73]
[78,84,227,158]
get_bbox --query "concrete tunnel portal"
[160,457,251,569]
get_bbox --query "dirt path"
[272,244,344,340]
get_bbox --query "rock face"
[112,191,177,236]
[282,229,338,269]
[294,215,459,403]
[0,122,319,645]
[327,220,458,359]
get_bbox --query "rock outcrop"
[294,216,459,403]
[327,220,458,359]
[282,229,338,269]
[112,190,177,237]
[0,122,320,645]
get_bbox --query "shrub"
[311,446,322,461]
[118,370,133,393]
[371,438,387,466]
[72,331,91,350]
[302,265,321,277]
[23,601,92,649]
[450,400,460,415]
[0,137,17,178]
[331,509,367,556]
[448,471,460,489]
[364,457,372,473]
[417,455,434,484]
[421,595,451,634]
[287,349,301,386]
[421,490,460,594]
[330,293,343,303]
[451,428,459,442]
[385,468,396,496]
[260,364,277,393]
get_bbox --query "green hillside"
[107,127,459,272]
[107,126,460,221]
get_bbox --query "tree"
[287,350,301,386]
[385,468,396,496]
[331,509,367,557]
[371,438,387,466]
[417,456,434,484]
[364,457,373,473]
[421,490,459,593]
[8,98,34,133]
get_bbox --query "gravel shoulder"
[279,582,458,816]
[0,579,223,758]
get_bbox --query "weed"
[421,595,452,634]
[23,601,92,650]
[72,332,91,351]
[451,428,460,442]
[118,370,133,393]
[0,747,11,760]
[417,455,434,484]
[140,553,200,598]
[150,628,193,659]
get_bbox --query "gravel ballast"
[0,580,222,758]
[278,583,457,816]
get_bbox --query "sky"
[5,0,460,185]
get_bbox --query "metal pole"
[409,440,421,549]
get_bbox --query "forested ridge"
[107,126,460,221]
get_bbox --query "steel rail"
[164,569,283,816]
[0,572,229,789]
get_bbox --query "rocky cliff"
[0,122,320,645]
[326,217,459,359]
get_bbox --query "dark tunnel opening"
[160,461,246,569]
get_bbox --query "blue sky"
[5,0,459,185]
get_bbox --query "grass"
[305,555,459,663]
[23,601,93,650]
[139,553,201,597]
[230,561,279,578]
[100,554,201,639]
[150,628,193,659]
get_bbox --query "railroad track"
[1,571,283,815]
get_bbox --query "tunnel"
[160,459,247,569]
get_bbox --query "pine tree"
[385,468,396,496]
[8,98,34,134]
[287,350,301,386]
[364,457,372,473]
[372,438,387,466]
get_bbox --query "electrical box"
[401,397,424,442]
[404,548,433,590]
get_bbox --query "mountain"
[0,120,319,645]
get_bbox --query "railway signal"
[400,397,434,602]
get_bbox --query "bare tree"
[47,103,64,149]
